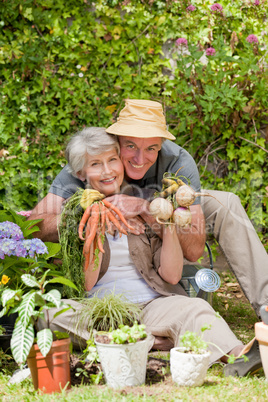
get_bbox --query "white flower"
[76,64,81,69]
[78,72,84,78]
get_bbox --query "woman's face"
[77,148,124,196]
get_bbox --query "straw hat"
[106,99,175,140]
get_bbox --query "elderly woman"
[40,127,260,376]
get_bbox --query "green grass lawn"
[0,270,267,401]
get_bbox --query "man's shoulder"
[160,140,191,160]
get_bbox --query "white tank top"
[86,233,160,303]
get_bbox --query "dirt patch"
[70,353,169,387]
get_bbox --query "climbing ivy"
[0,0,267,247]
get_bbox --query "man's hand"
[105,194,148,235]
[105,194,150,219]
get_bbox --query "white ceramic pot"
[95,338,149,389]
[255,322,268,380]
[170,347,211,387]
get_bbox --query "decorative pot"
[27,338,71,393]
[170,347,210,387]
[255,322,268,380]
[95,337,149,389]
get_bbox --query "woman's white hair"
[65,127,120,176]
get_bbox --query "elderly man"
[30,99,268,317]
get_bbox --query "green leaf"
[11,321,35,365]
[19,291,36,325]
[36,328,53,358]
[21,274,40,288]
[44,242,61,259]
[49,276,78,290]
[42,289,62,307]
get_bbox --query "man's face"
[119,136,162,181]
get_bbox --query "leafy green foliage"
[109,322,147,344]
[0,0,267,247]
[179,329,208,354]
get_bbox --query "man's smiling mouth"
[130,162,145,169]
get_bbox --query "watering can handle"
[260,305,268,325]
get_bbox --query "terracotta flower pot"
[27,338,71,393]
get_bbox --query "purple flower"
[0,236,47,259]
[0,221,24,241]
[206,47,216,56]
[210,3,223,12]
[22,239,48,258]
[187,5,196,11]
[0,238,18,258]
[176,38,188,47]
[254,0,260,5]
[246,34,259,43]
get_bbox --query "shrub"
[0,0,267,247]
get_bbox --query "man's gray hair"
[65,127,120,176]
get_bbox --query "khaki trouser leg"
[141,295,243,365]
[36,299,90,350]
[201,190,268,316]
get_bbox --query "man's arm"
[106,194,206,261]
[29,193,65,242]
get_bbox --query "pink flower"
[187,5,196,11]
[176,38,188,47]
[210,3,223,12]
[16,210,32,217]
[254,0,260,5]
[246,34,259,43]
[206,47,216,56]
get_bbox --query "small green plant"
[179,316,248,364]
[0,325,6,335]
[74,291,142,338]
[109,322,147,345]
[180,329,208,355]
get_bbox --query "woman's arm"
[158,225,184,285]
[84,244,103,292]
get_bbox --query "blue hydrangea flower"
[0,238,18,258]
[22,239,48,258]
[0,221,24,241]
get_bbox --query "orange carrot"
[102,199,136,232]
[97,234,105,254]
[78,205,92,240]
[84,250,90,271]
[106,210,128,235]
[83,204,100,254]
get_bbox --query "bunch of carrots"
[78,189,135,271]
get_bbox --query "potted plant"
[170,328,211,387]
[170,319,247,387]
[94,322,149,389]
[0,214,78,393]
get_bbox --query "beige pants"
[202,190,268,316]
[38,296,242,365]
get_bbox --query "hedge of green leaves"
[0,0,267,247]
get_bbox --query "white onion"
[149,198,174,221]
[173,207,192,227]
[175,185,196,207]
